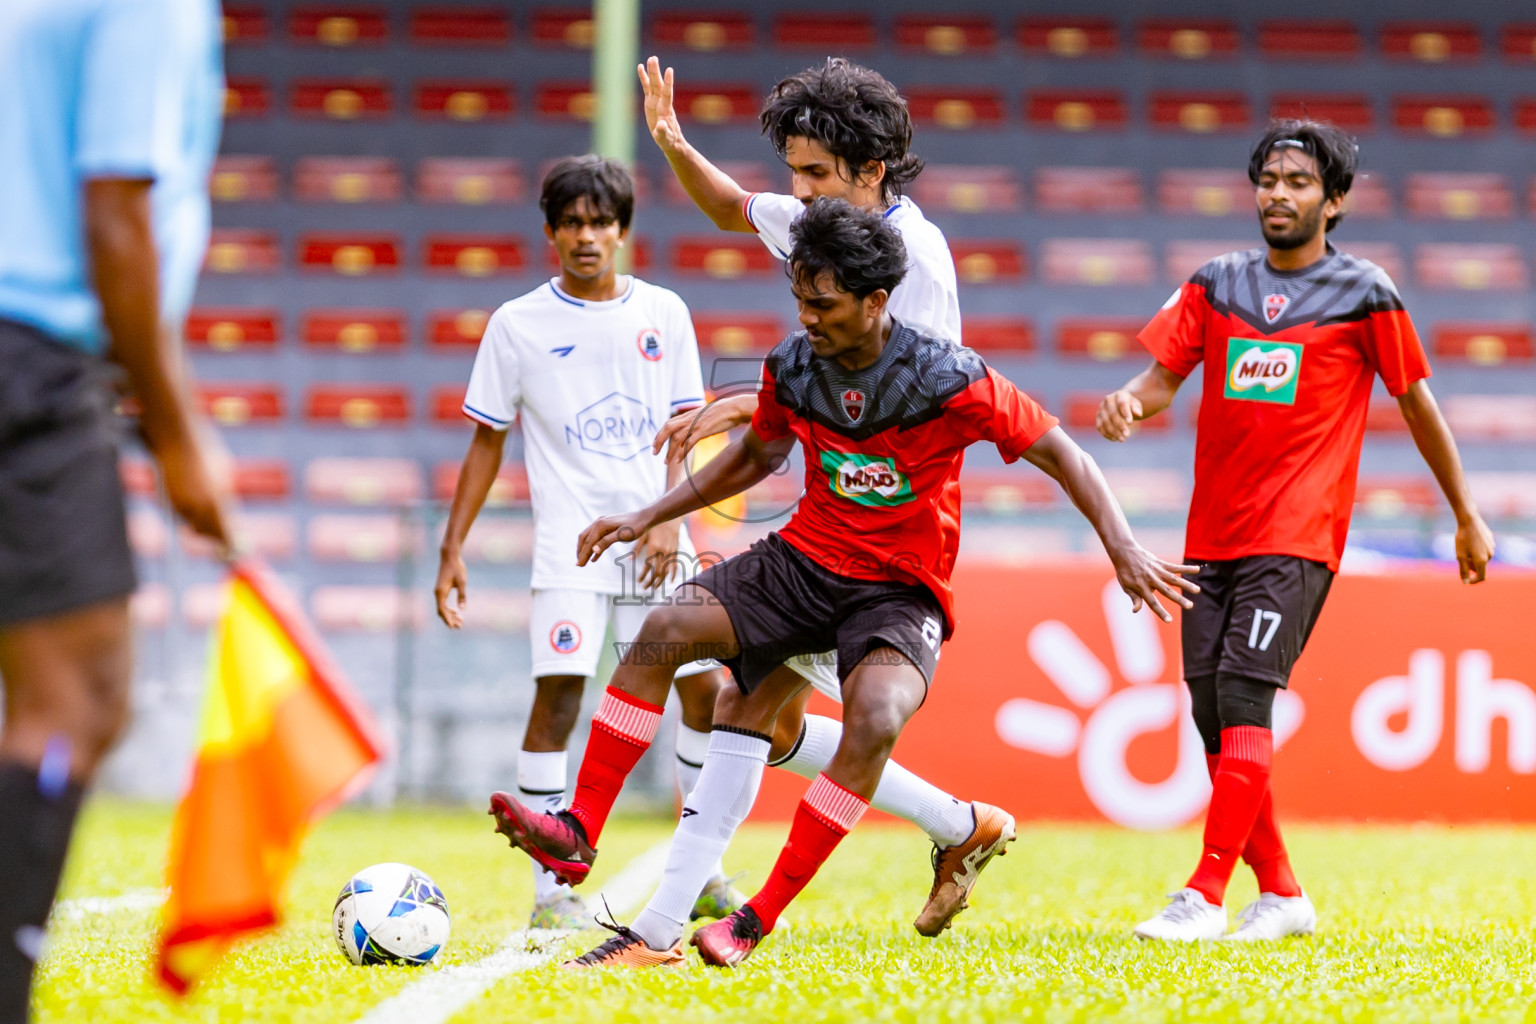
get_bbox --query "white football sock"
[518,749,570,904]
[675,723,726,881]
[630,728,769,950]
[772,713,975,848]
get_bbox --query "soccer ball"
[332,863,450,966]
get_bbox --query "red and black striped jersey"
[751,319,1057,636]
[1139,244,1431,570]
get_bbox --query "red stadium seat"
[1335,242,1406,284]
[418,158,524,205]
[692,313,784,355]
[289,6,387,46]
[650,11,754,51]
[290,79,392,120]
[308,515,408,562]
[912,166,1022,213]
[210,156,279,202]
[306,458,426,505]
[1467,472,1536,518]
[1136,19,1240,60]
[665,161,773,205]
[223,78,270,119]
[297,234,401,275]
[460,521,534,564]
[1066,393,1170,433]
[185,308,280,351]
[176,584,226,629]
[222,5,269,44]
[1392,96,1494,137]
[458,589,532,633]
[1365,399,1410,435]
[670,237,777,278]
[303,386,412,427]
[1342,175,1393,218]
[1355,476,1440,517]
[1024,91,1128,132]
[197,383,284,427]
[1444,395,1536,441]
[432,461,530,506]
[429,385,469,425]
[1165,240,1249,282]
[895,16,996,56]
[1381,22,1481,62]
[205,230,280,274]
[1149,92,1249,133]
[950,242,1027,284]
[1405,173,1514,220]
[906,89,1006,130]
[772,13,875,49]
[181,511,297,561]
[1415,244,1528,290]
[1041,239,1154,286]
[120,459,155,497]
[1519,101,1536,135]
[530,8,592,49]
[311,587,416,632]
[1157,169,1251,217]
[427,309,492,350]
[1056,319,1145,361]
[302,309,407,352]
[1432,323,1535,365]
[127,508,166,559]
[959,468,1058,510]
[1257,21,1362,59]
[1502,25,1536,62]
[292,157,402,203]
[415,81,514,121]
[408,7,511,46]
[1016,17,1118,58]
[233,460,292,501]
[1034,167,1143,214]
[423,235,526,277]
[669,84,759,125]
[534,81,595,121]
[1269,94,1374,132]
[963,318,1035,354]
[1102,469,1188,514]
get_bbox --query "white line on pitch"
[352,840,672,1024]
[52,888,167,921]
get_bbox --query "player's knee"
[633,604,700,663]
[1185,673,1222,755]
[76,662,132,771]
[1215,673,1277,731]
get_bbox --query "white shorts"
[529,588,717,681]
[784,652,842,702]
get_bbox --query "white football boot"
[1222,891,1317,942]
[1133,888,1227,942]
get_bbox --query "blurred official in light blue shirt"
[0,0,223,354]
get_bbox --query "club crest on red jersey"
[1263,293,1289,324]
[842,389,865,421]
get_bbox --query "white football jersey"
[742,192,962,342]
[463,276,706,593]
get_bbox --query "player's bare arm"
[653,393,758,464]
[579,427,791,567]
[1096,360,1186,442]
[638,56,754,232]
[631,451,690,589]
[1022,427,1199,621]
[1396,379,1495,584]
[435,423,507,628]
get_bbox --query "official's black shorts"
[1182,554,1334,688]
[688,533,944,695]
[0,320,136,627]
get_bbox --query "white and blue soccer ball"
[333,863,450,966]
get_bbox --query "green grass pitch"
[34,801,1536,1023]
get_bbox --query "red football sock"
[566,687,662,844]
[1204,743,1300,896]
[746,774,867,933]
[1187,726,1272,906]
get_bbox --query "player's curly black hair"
[1247,118,1358,232]
[539,155,634,231]
[760,58,923,204]
[787,197,908,299]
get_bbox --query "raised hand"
[637,55,684,152]
[1109,547,1201,622]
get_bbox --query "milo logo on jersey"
[1224,338,1303,405]
[820,451,914,507]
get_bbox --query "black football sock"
[0,761,85,1024]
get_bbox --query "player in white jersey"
[627,56,1011,939]
[435,157,741,929]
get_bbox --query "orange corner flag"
[158,560,386,993]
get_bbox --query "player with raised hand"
[438,157,739,930]
[1099,120,1495,943]
[495,199,1196,968]
[630,54,1009,936]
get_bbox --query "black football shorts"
[0,320,136,626]
[1181,554,1334,688]
[688,533,944,695]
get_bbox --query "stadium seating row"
[184,309,1536,366]
[220,8,1536,66]
[222,78,1536,138]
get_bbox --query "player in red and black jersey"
[488,197,1196,968]
[1098,120,1495,942]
